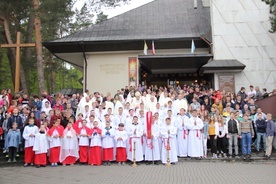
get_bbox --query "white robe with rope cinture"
[161,124,178,164]
[126,124,144,162]
[145,123,161,161]
[177,115,190,157]
[187,116,204,157]
[172,98,188,113]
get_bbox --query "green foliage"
[0,49,13,90]
[96,11,108,24]
[0,0,131,94]
[263,0,276,32]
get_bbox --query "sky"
[104,0,154,18]
[75,0,154,19]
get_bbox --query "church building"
[43,0,276,95]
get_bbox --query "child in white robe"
[77,120,91,165]
[33,125,48,168]
[126,116,144,163]
[145,116,161,164]
[161,117,178,165]
[102,121,115,166]
[115,123,128,165]
[60,122,79,166]
[177,108,189,157]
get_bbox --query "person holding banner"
[126,116,143,164]
[161,117,178,165]
[145,112,160,165]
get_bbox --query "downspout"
[79,41,88,91]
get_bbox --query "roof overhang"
[43,38,209,54]
[200,59,246,73]
[138,54,213,74]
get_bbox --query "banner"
[128,57,138,87]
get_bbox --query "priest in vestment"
[173,94,188,113]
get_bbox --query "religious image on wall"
[128,57,137,87]
[218,74,235,93]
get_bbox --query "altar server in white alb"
[145,115,160,164]
[77,120,91,165]
[115,123,128,165]
[23,118,39,167]
[127,116,144,163]
[161,117,178,165]
[187,109,204,158]
[102,121,115,166]
[177,108,189,157]
[60,122,79,166]
[33,125,49,168]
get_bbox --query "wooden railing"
[255,94,276,117]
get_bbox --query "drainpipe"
[79,42,88,91]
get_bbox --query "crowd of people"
[0,84,275,168]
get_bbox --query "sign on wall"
[218,74,235,93]
[128,57,138,87]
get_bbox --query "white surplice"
[23,125,39,148]
[161,124,178,164]
[176,115,189,157]
[126,124,143,162]
[145,123,161,161]
[187,116,204,157]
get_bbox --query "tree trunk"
[0,15,16,90]
[22,14,35,94]
[0,14,29,93]
[33,0,44,95]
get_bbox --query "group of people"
[0,84,275,168]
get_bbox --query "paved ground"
[1,161,276,184]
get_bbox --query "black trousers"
[8,147,17,160]
[209,135,217,154]
[217,136,226,154]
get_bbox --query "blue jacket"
[266,120,275,137]
[6,129,21,148]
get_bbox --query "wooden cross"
[1,32,35,92]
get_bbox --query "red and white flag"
[152,40,155,55]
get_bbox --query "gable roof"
[48,0,210,43]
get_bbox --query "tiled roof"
[50,0,210,43]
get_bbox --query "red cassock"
[103,148,113,161]
[73,119,83,131]
[116,148,127,162]
[77,126,91,163]
[62,156,76,165]
[34,153,47,165]
[24,147,35,164]
[88,127,102,166]
[47,125,64,163]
